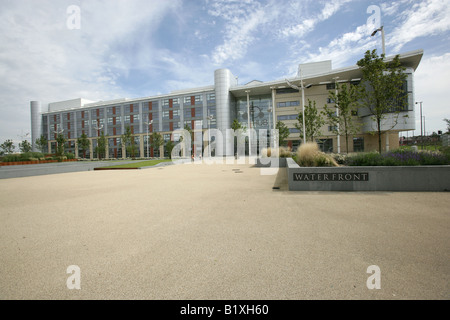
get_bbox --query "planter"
[287,158,450,192]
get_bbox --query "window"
[289,128,300,134]
[328,126,337,132]
[184,96,191,104]
[195,107,203,118]
[326,83,336,90]
[317,139,333,153]
[327,98,336,104]
[353,137,364,152]
[162,99,170,106]
[207,93,215,101]
[124,115,130,123]
[277,101,300,108]
[276,88,299,94]
[162,110,170,119]
[195,95,203,103]
[277,115,297,121]
[172,109,180,119]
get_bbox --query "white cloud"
[281,0,352,38]
[208,0,279,65]
[0,0,180,144]
[414,53,450,134]
[388,0,450,52]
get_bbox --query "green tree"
[323,82,361,153]
[231,119,245,131]
[19,140,32,153]
[35,135,48,153]
[444,118,450,134]
[95,131,108,160]
[77,133,90,159]
[150,132,164,158]
[165,140,175,159]
[276,121,290,147]
[356,49,408,153]
[121,126,138,158]
[295,99,325,142]
[0,140,15,155]
[55,133,66,157]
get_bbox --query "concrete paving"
[0,160,448,300]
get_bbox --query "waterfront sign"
[293,173,369,182]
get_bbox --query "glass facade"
[235,95,272,131]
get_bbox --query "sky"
[0,0,449,147]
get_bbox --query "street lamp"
[285,73,311,145]
[415,101,423,149]
[333,77,341,154]
[245,90,252,156]
[207,114,214,157]
[144,120,153,158]
[93,123,104,159]
[52,124,64,155]
[371,26,386,56]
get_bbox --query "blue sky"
[0,0,449,145]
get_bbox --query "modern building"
[30,49,423,158]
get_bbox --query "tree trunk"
[377,117,382,153]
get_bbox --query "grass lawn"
[100,159,172,169]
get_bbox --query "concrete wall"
[287,158,450,192]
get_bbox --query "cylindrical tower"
[30,101,42,152]
[214,69,237,156]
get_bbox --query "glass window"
[276,88,299,94]
[278,115,297,121]
[317,139,333,153]
[207,93,215,101]
[353,137,364,152]
[326,83,336,90]
[195,107,203,118]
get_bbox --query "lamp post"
[207,114,214,157]
[286,73,311,144]
[144,120,153,158]
[371,26,386,56]
[415,101,423,149]
[93,123,104,159]
[333,77,341,153]
[245,90,252,156]
[52,124,64,155]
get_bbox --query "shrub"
[65,153,75,160]
[2,154,21,162]
[295,142,339,167]
[330,153,350,165]
[347,149,449,166]
[261,147,292,158]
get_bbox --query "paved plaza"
[0,160,448,300]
